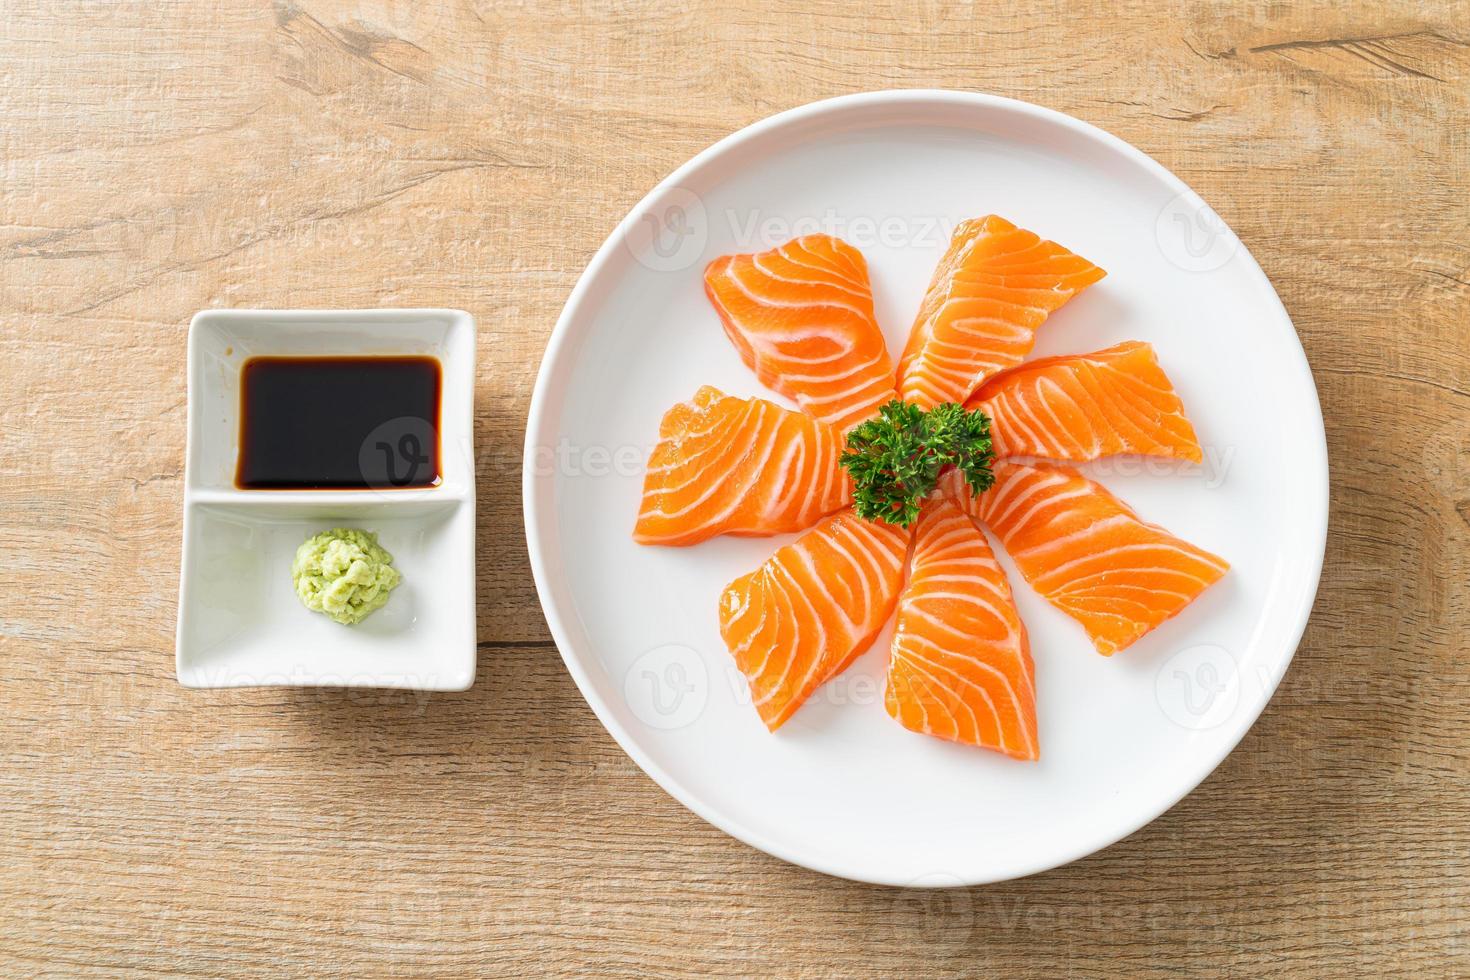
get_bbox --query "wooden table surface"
[3,1,1467,976]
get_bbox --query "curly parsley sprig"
[839,400,996,528]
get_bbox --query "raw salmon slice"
[898,216,1106,408]
[886,498,1038,759]
[719,508,909,731]
[634,386,850,547]
[705,234,897,432]
[971,341,1203,463]
[947,461,1228,656]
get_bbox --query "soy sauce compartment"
[235,356,442,490]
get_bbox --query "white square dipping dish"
[176,309,477,690]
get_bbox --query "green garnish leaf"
[839,399,995,529]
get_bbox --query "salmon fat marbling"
[633,220,1228,759]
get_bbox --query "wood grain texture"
[2,0,1468,975]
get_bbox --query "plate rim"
[522,89,1329,886]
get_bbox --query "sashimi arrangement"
[634,215,1228,760]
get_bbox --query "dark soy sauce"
[235,356,442,490]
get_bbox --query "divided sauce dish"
[176,309,477,690]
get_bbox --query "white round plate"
[524,91,1327,886]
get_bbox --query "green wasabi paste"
[291,527,401,625]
